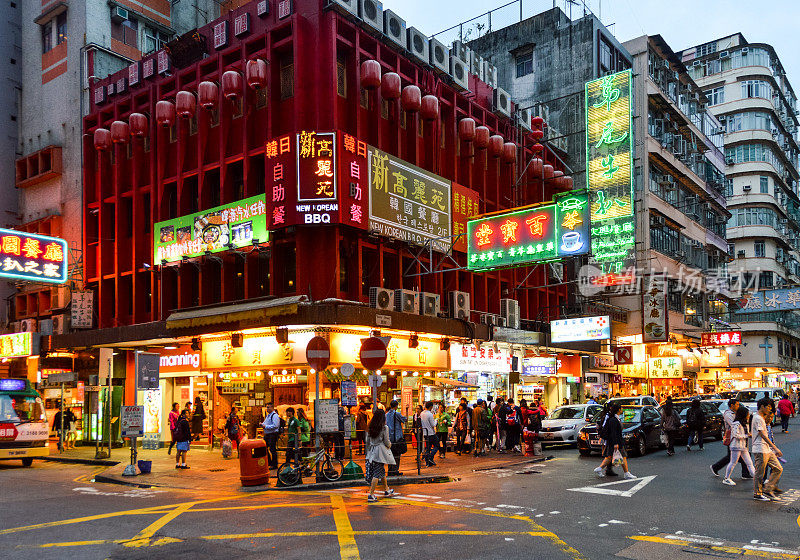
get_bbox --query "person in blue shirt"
[386,400,407,476]
[261,403,281,469]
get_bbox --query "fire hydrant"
[522,429,538,457]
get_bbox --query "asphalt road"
[2,428,800,560]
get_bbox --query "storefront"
[156,345,207,444]
[449,342,513,405]
[584,354,617,398]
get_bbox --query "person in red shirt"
[777,395,795,433]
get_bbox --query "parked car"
[577,405,663,457]
[608,396,659,407]
[718,391,737,400]
[660,399,725,443]
[539,404,604,447]
[736,388,786,424]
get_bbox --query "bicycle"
[277,446,344,486]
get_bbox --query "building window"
[41,20,53,53]
[112,18,138,48]
[754,240,765,257]
[515,51,533,78]
[760,176,769,194]
[56,12,67,44]
[741,80,772,100]
[143,27,169,54]
[724,178,733,197]
[280,55,294,100]
[727,243,735,256]
[703,87,724,106]
[599,40,612,72]
[336,52,347,98]
[759,270,773,289]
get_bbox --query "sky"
[379,0,800,94]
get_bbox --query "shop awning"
[421,377,478,388]
[166,296,306,329]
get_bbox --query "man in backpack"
[686,399,706,451]
[386,400,407,476]
[493,397,507,452]
[261,402,281,469]
[472,400,489,456]
[505,398,521,452]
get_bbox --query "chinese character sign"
[738,288,800,313]
[451,183,480,253]
[642,275,668,343]
[339,132,368,229]
[585,70,635,278]
[700,331,742,346]
[368,147,452,252]
[466,191,589,271]
[0,332,36,358]
[0,229,68,284]
[550,316,610,343]
[71,291,94,329]
[297,131,337,202]
[153,195,268,263]
[648,357,683,379]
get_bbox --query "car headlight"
[579,431,588,440]
[562,424,576,431]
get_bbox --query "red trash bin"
[239,438,269,486]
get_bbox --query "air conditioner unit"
[500,298,520,329]
[518,107,532,131]
[484,62,498,88]
[419,292,441,317]
[741,47,749,55]
[20,318,36,333]
[692,60,701,67]
[469,52,484,80]
[358,0,383,33]
[407,27,429,64]
[493,87,511,118]
[52,314,68,335]
[451,40,470,64]
[394,289,419,313]
[369,287,394,311]
[111,6,129,23]
[327,0,358,17]
[382,9,406,49]
[428,37,449,74]
[9,321,20,333]
[719,50,729,58]
[480,314,499,327]
[743,184,751,191]
[448,290,470,320]
[38,319,53,335]
[737,250,746,257]
[449,55,469,91]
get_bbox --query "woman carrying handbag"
[365,409,400,503]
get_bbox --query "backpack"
[506,406,518,426]
[480,407,491,430]
[596,413,609,439]
[686,407,698,427]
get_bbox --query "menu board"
[314,398,339,434]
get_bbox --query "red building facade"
[82,0,571,331]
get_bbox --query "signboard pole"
[123,379,138,477]
[106,358,112,459]
[314,368,320,480]
[59,384,65,453]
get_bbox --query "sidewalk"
[42,441,549,492]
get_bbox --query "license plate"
[590,439,601,446]
[542,432,554,439]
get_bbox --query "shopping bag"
[612,449,624,466]
[659,431,669,446]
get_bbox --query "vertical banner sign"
[135,352,161,390]
[265,133,295,228]
[340,380,357,406]
[368,147,452,252]
[339,132,369,229]
[585,70,635,281]
[71,291,94,329]
[296,131,339,224]
[642,274,668,342]
[451,183,480,253]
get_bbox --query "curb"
[41,456,120,467]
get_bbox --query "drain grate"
[680,547,739,558]
[208,468,225,472]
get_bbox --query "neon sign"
[466,191,590,271]
[585,70,635,281]
[0,229,68,284]
[0,332,36,359]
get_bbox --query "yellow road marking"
[628,535,800,559]
[330,494,360,560]
[73,466,108,483]
[203,531,338,540]
[121,501,196,547]
[189,503,330,512]
[0,505,174,536]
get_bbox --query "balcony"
[15,145,63,189]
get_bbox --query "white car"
[736,388,786,425]
[538,404,604,446]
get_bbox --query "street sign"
[48,371,76,384]
[341,363,354,378]
[368,373,383,388]
[135,352,160,390]
[401,386,413,417]
[359,337,387,370]
[120,405,145,438]
[568,475,656,497]
[314,398,339,433]
[341,381,357,406]
[306,336,331,372]
[700,331,742,346]
[613,346,633,365]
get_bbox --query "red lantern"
[458,118,476,142]
[381,72,401,100]
[531,143,544,153]
[502,142,517,163]
[401,85,422,113]
[474,126,490,149]
[198,81,218,109]
[489,135,504,157]
[246,59,268,90]
[360,60,381,90]
[532,129,544,141]
[175,91,196,118]
[529,157,543,176]
[110,121,129,143]
[543,164,555,180]
[221,71,242,101]
[421,95,439,120]
[129,113,148,138]
[93,128,112,151]
[532,116,544,127]
[562,176,573,190]
[155,100,176,127]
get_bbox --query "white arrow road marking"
[567,475,657,497]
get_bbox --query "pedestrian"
[355,403,368,455]
[386,400,407,476]
[285,407,300,463]
[493,397,507,452]
[174,408,191,469]
[191,396,206,442]
[593,403,636,480]
[455,402,473,455]
[297,407,312,458]
[225,406,243,458]
[64,408,77,450]
[587,395,597,405]
[365,408,399,503]
[167,402,180,455]
[472,399,489,456]
[436,405,452,458]
[660,397,680,456]
[420,401,438,467]
[711,399,752,478]
[334,404,347,461]
[752,397,783,501]
[505,398,521,452]
[261,402,281,469]
[519,399,530,427]
[686,399,706,451]
[722,406,756,486]
[777,394,794,433]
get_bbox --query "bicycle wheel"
[277,461,302,486]
[321,455,344,481]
